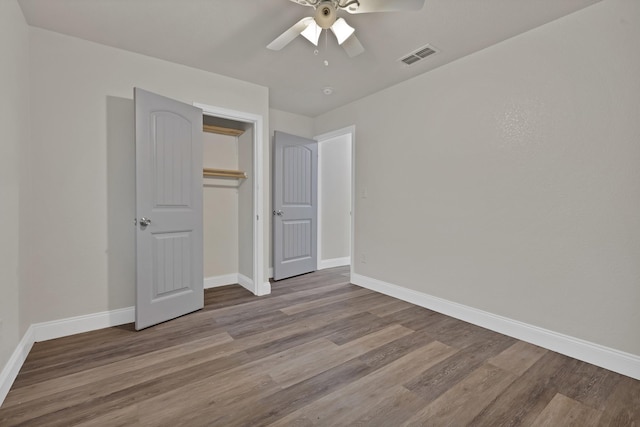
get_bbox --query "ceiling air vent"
[399,44,438,66]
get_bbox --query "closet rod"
[203,168,247,179]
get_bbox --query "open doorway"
[316,126,355,278]
[196,103,267,296]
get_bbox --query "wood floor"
[1,267,639,426]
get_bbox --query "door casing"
[315,125,356,279]
[195,102,268,296]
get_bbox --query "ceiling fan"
[267,0,425,58]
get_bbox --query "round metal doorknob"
[139,217,152,226]
[277,210,284,216]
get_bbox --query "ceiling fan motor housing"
[315,2,337,29]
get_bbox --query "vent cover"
[399,44,438,66]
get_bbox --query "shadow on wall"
[106,96,136,311]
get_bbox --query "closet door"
[134,88,203,330]
[273,131,318,280]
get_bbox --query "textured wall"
[315,0,640,355]
[0,0,29,374]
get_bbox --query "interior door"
[273,131,318,281]
[135,88,203,330]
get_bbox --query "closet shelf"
[203,124,245,137]
[203,168,247,179]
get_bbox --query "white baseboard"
[207,273,269,296]
[318,257,351,270]
[0,326,35,406]
[237,273,254,293]
[258,281,272,296]
[204,273,238,289]
[32,307,135,343]
[351,273,640,381]
[0,276,271,407]
[0,307,135,406]
[8,271,634,407]
[235,272,270,296]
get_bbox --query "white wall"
[0,0,29,373]
[23,28,269,325]
[319,133,351,263]
[315,0,640,356]
[269,109,315,139]
[203,133,239,279]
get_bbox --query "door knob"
[139,217,152,227]
[273,210,284,216]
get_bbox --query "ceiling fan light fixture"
[314,2,337,29]
[300,20,322,45]
[330,17,355,45]
[269,0,427,57]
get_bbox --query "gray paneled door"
[273,131,318,281]
[134,88,204,330]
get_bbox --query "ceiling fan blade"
[344,0,425,14]
[267,17,314,51]
[341,33,365,58]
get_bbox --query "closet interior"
[202,115,254,287]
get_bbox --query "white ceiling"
[18,0,600,117]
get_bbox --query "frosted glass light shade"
[331,18,355,45]
[301,20,322,46]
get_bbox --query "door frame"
[315,125,356,278]
[195,103,268,296]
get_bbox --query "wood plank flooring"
[1,266,639,426]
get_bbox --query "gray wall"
[269,109,315,139]
[315,0,640,356]
[203,133,239,278]
[22,26,269,325]
[0,0,29,373]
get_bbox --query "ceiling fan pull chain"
[324,31,329,66]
